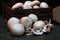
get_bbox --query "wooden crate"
[2,3,53,22]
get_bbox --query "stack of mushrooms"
[7,0,53,36]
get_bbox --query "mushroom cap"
[7,17,19,28]
[31,0,40,6]
[33,21,45,29]
[11,2,23,10]
[9,24,25,35]
[28,14,38,23]
[40,2,49,8]
[20,17,32,28]
[24,1,32,6]
[23,1,32,9]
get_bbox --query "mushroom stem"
[49,19,51,24]
[31,29,43,35]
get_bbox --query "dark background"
[2,0,60,8]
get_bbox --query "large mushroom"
[7,17,20,28]
[9,24,25,36]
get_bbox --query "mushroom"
[24,1,32,6]
[9,24,25,35]
[32,21,45,35]
[28,14,38,23]
[40,2,49,8]
[20,17,32,27]
[33,21,45,29]
[20,17,32,33]
[23,1,32,9]
[31,0,40,7]
[11,2,23,10]
[7,17,20,28]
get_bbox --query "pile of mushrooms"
[11,0,49,10]
[7,14,54,36]
[7,0,53,36]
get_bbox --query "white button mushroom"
[40,2,49,8]
[32,21,45,35]
[24,1,32,6]
[31,0,40,6]
[28,14,38,23]
[33,5,40,9]
[7,17,20,28]
[20,17,32,28]
[23,1,32,9]
[11,2,23,10]
[9,24,25,35]
[33,21,45,29]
